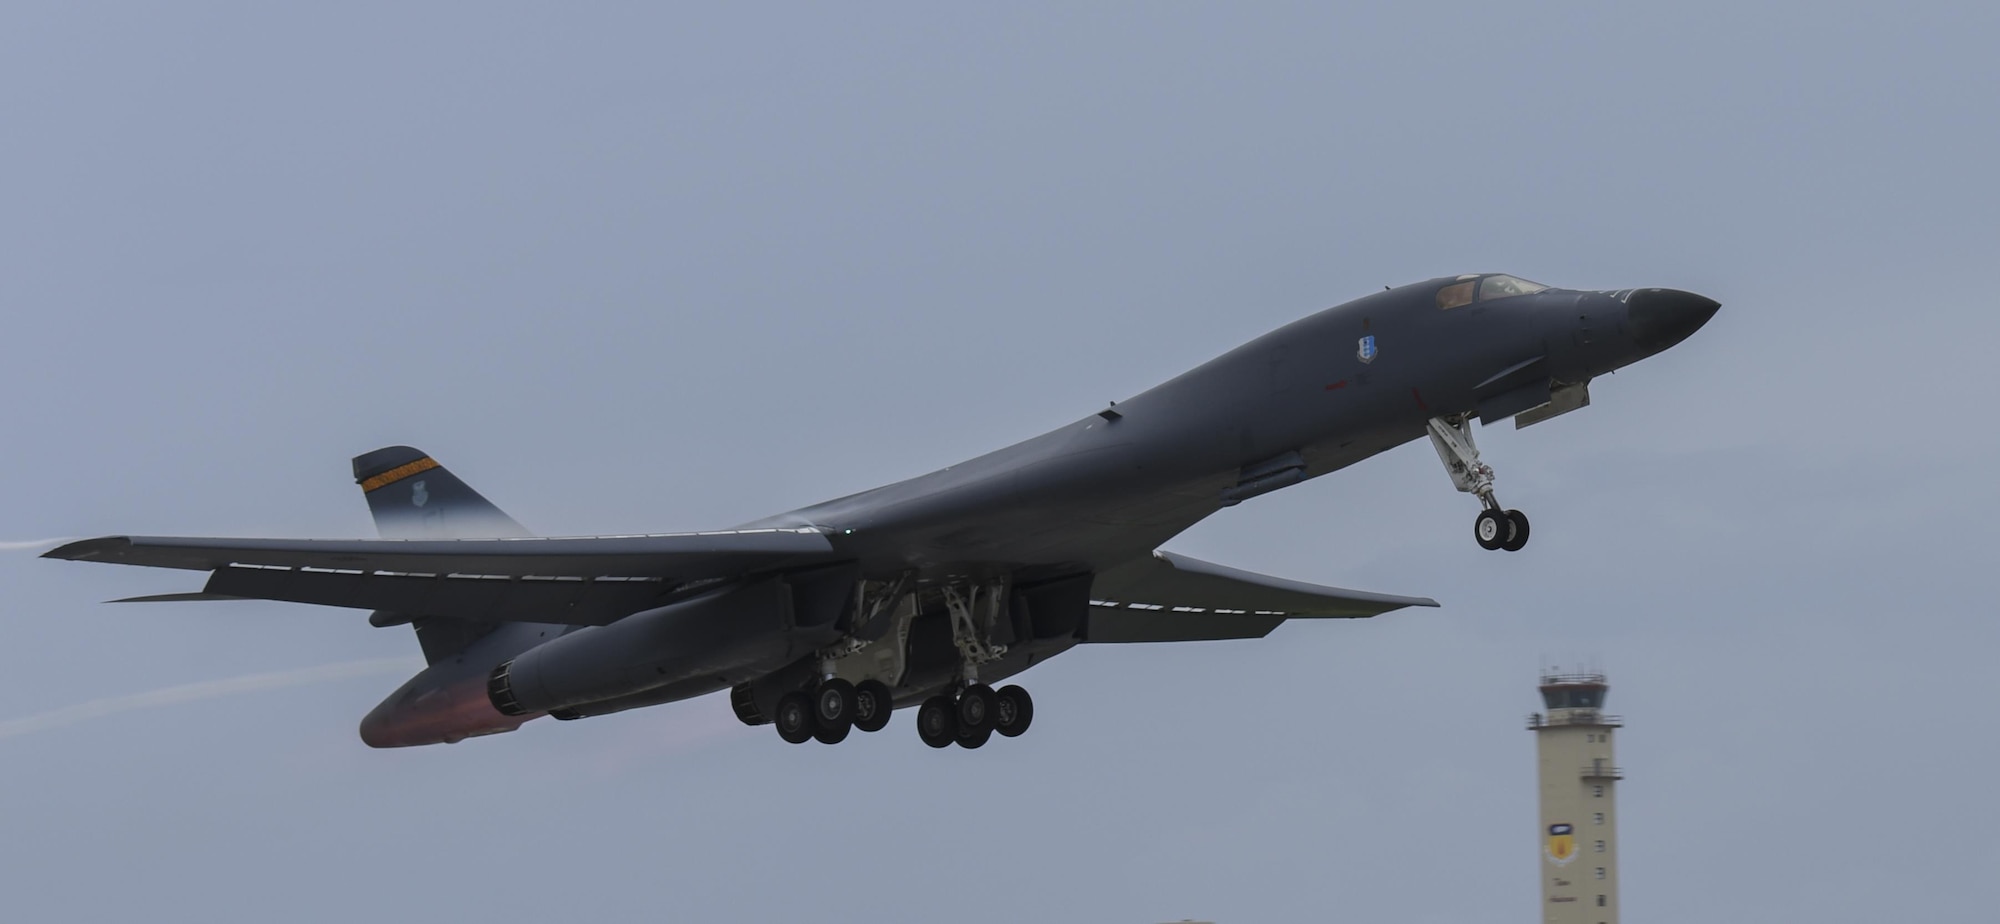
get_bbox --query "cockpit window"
[1478,274,1549,301]
[1436,280,1476,310]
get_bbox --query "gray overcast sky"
[3,3,1996,921]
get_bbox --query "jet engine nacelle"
[486,571,852,718]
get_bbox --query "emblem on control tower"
[1545,823,1577,866]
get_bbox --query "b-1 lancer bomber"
[46,275,1718,750]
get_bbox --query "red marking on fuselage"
[1411,388,1429,412]
[1325,380,1348,391]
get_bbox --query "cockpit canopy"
[1436,274,1550,310]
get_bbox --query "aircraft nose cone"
[1626,288,1720,354]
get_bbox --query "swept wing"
[1084,551,1437,642]
[43,530,835,627]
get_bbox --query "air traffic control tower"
[1528,671,1622,923]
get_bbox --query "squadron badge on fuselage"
[411,480,429,508]
[1357,335,1378,364]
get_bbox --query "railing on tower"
[1525,711,1624,729]
[1580,759,1625,780]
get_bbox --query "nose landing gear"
[1429,415,1530,551]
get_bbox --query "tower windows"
[1594,867,1606,880]
[1593,812,1605,825]
[1538,682,1605,710]
[1594,840,1606,853]
[1593,785,1605,797]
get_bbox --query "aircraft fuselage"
[756,277,1717,579]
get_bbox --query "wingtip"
[108,592,246,604]
[42,536,133,561]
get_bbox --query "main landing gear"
[916,684,1034,749]
[914,583,1034,749]
[771,578,1038,749]
[1428,415,1530,552]
[773,677,895,746]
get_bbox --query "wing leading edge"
[1083,550,1437,643]
[43,530,837,627]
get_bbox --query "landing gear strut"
[921,583,1034,749]
[1428,415,1530,551]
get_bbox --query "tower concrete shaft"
[1529,672,1621,924]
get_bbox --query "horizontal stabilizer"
[1083,551,1436,643]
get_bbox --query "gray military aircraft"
[46,275,1716,750]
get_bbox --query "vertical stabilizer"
[351,445,531,540]
[351,446,536,666]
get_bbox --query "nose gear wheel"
[1501,509,1529,551]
